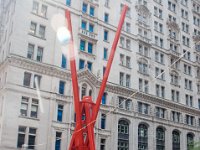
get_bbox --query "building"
[0,0,200,149]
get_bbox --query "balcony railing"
[79,28,97,41]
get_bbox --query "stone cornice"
[2,55,200,117]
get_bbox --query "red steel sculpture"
[65,5,128,150]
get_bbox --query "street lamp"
[58,5,128,150]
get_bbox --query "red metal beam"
[65,10,84,148]
[92,5,128,121]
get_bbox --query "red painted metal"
[65,5,128,150]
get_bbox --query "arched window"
[138,124,148,150]
[118,120,129,150]
[156,127,165,150]
[187,133,194,150]
[172,130,180,150]
[81,83,87,98]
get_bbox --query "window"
[81,84,87,98]
[101,114,106,129]
[27,43,34,59]
[181,9,188,19]
[198,99,200,110]
[155,51,164,64]
[36,46,43,62]
[104,13,109,23]
[154,21,163,33]
[126,56,130,68]
[32,1,39,14]
[87,61,92,71]
[138,62,148,75]
[30,22,37,35]
[155,67,165,80]
[61,54,67,68]
[55,132,62,150]
[79,59,85,70]
[66,0,71,6]
[172,130,180,150]
[23,72,31,87]
[81,20,87,30]
[185,94,193,107]
[182,36,190,47]
[118,97,132,110]
[172,111,180,123]
[20,97,29,116]
[185,79,192,90]
[89,23,94,32]
[39,25,45,39]
[82,3,87,13]
[154,7,162,19]
[171,90,179,102]
[30,99,38,118]
[80,40,85,51]
[139,44,149,57]
[103,48,108,60]
[186,115,194,126]
[139,78,149,93]
[41,5,47,17]
[102,92,107,104]
[33,75,41,88]
[155,107,165,118]
[155,36,164,48]
[126,74,130,88]
[118,120,129,150]
[156,127,165,150]
[182,22,189,33]
[138,124,148,150]
[17,126,26,148]
[90,6,95,16]
[187,133,194,150]
[184,64,192,75]
[28,128,37,149]
[181,0,188,6]
[119,72,124,86]
[100,139,106,150]
[17,126,36,149]
[105,0,109,7]
[168,1,176,12]
[104,30,108,41]
[57,104,63,122]
[138,102,149,114]
[88,42,93,54]
[59,81,65,95]
[156,84,165,98]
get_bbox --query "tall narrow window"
[20,97,29,116]
[187,133,194,150]
[81,20,87,30]
[90,6,95,16]
[101,114,106,129]
[172,130,180,150]
[31,99,38,118]
[81,84,87,98]
[17,126,26,148]
[32,1,39,14]
[59,81,65,94]
[104,13,109,23]
[138,124,148,150]
[23,72,31,87]
[118,120,129,150]
[39,25,45,39]
[55,132,62,150]
[89,23,94,32]
[82,3,87,13]
[100,139,106,150]
[57,104,63,122]
[88,42,93,54]
[103,48,108,60]
[104,30,108,41]
[61,54,67,68]
[28,128,36,149]
[80,40,85,51]
[27,44,34,59]
[79,59,85,70]
[37,47,43,62]
[30,22,37,35]
[33,75,41,88]
[41,5,47,17]
[102,92,107,104]
[87,62,92,71]
[156,127,165,150]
